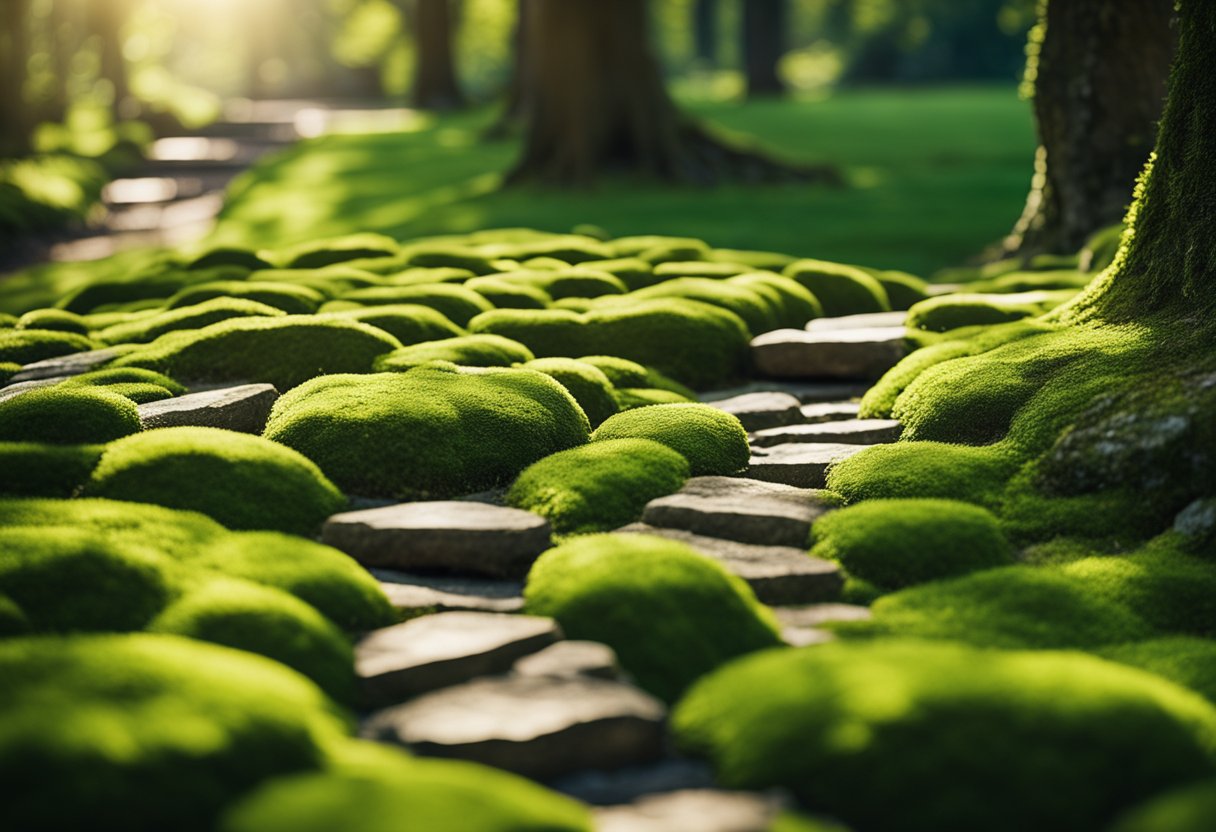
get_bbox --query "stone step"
[355,611,560,708]
[596,789,787,832]
[807,311,908,331]
[362,673,666,781]
[699,380,869,406]
[704,391,803,432]
[513,640,621,681]
[799,401,862,423]
[323,501,552,580]
[137,383,278,433]
[745,443,867,488]
[750,418,902,449]
[0,377,69,403]
[773,603,874,648]
[641,476,836,548]
[372,569,525,615]
[9,348,118,383]
[618,524,842,607]
[751,327,908,380]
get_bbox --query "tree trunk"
[1004,0,1176,258]
[694,0,719,66]
[486,0,532,137]
[508,0,831,186]
[91,0,132,119]
[411,0,465,111]
[743,0,787,98]
[0,0,32,156]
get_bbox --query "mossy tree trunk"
[1005,0,1176,259]
[694,0,719,66]
[0,0,32,156]
[743,0,787,98]
[410,0,466,111]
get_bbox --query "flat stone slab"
[596,789,785,832]
[514,640,620,681]
[9,348,118,382]
[641,476,836,548]
[0,376,70,403]
[362,674,666,781]
[775,603,873,647]
[323,501,552,580]
[371,569,525,615]
[618,524,842,606]
[355,611,560,707]
[746,443,868,488]
[750,418,902,448]
[700,380,870,405]
[808,311,908,331]
[706,392,803,432]
[751,327,908,380]
[137,383,278,432]
[800,401,862,423]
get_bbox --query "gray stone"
[362,674,666,780]
[0,376,71,403]
[618,524,842,606]
[699,380,870,405]
[136,383,278,432]
[800,401,862,423]
[706,392,803,432]
[371,569,525,615]
[514,640,620,680]
[641,476,835,547]
[774,604,873,648]
[751,327,908,380]
[783,627,836,647]
[745,443,867,488]
[750,418,902,448]
[808,311,908,331]
[553,759,717,806]
[596,790,785,832]
[9,348,118,382]
[355,611,559,707]
[323,501,552,580]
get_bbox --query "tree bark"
[1004,0,1176,259]
[91,0,132,119]
[743,0,787,98]
[0,0,32,155]
[486,0,532,137]
[694,0,719,66]
[411,0,466,111]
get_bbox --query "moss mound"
[591,403,749,476]
[186,246,275,272]
[0,362,19,384]
[783,259,891,316]
[1111,780,1216,832]
[524,533,781,702]
[613,387,695,410]
[825,441,1018,506]
[84,427,346,535]
[1100,638,1216,703]
[0,443,103,497]
[465,276,553,309]
[579,257,658,290]
[16,308,89,334]
[507,439,689,536]
[520,358,618,427]
[0,387,141,444]
[673,640,1216,832]
[907,291,1072,333]
[872,270,929,310]
[166,281,325,315]
[728,273,824,328]
[374,334,534,372]
[281,232,400,269]
[809,499,1014,592]
[332,283,494,326]
[506,268,628,300]
[264,365,590,499]
[319,303,464,345]
[95,297,285,345]
[607,278,780,335]
[62,367,187,399]
[0,329,97,365]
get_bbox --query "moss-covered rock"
[54,266,246,315]
[1100,638,1216,703]
[374,334,535,372]
[591,403,749,476]
[579,257,658,291]
[673,640,1216,832]
[186,246,275,272]
[907,290,1073,333]
[84,427,346,535]
[464,276,553,309]
[166,281,325,315]
[653,260,751,279]
[524,533,781,701]
[403,245,499,276]
[501,268,628,301]
[487,234,613,265]
[95,297,285,345]
[613,387,695,410]
[0,387,141,444]
[264,365,590,499]
[62,366,187,395]
[521,358,618,427]
[0,329,97,365]
[0,443,103,497]
[507,439,689,536]
[16,308,90,334]
[318,303,464,345]
[611,235,710,262]
[728,273,823,329]
[783,259,891,316]
[281,232,400,269]
[329,283,494,326]
[871,270,930,311]
[576,355,696,400]
[825,441,1019,506]
[603,278,780,336]
[1110,780,1216,832]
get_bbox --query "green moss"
[0,443,103,497]
[404,245,498,275]
[1110,780,1216,832]
[809,499,1013,592]
[95,297,286,345]
[62,366,187,395]
[606,278,780,336]
[710,248,797,271]
[1081,224,1126,273]
[517,268,627,300]
[611,235,710,262]
[0,362,19,384]
[112,316,401,390]
[186,246,275,271]
[0,633,349,832]
[281,232,400,269]
[386,266,476,286]
[653,260,751,279]
[166,281,325,315]
[0,329,97,365]
[524,533,781,701]
[489,234,613,265]
[968,269,1092,294]
[521,358,618,427]
[613,387,694,409]
[464,276,552,309]
[0,312,17,327]
[319,303,464,345]
[16,308,89,334]
[576,355,695,400]
[728,273,823,328]
[592,403,749,476]
[507,439,688,536]
[55,267,247,314]
[374,334,534,372]
[907,291,1072,333]
[265,365,590,499]
[673,640,1216,832]
[0,387,141,444]
[783,259,891,316]
[825,441,1018,506]
[330,283,494,326]
[84,427,346,535]
[871,270,929,311]
[1100,638,1216,703]
[92,382,174,403]
[578,257,658,290]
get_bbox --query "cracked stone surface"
[750,418,902,448]
[372,569,525,615]
[706,391,803,432]
[137,383,279,432]
[745,443,868,488]
[751,327,908,380]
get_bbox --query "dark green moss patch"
[0,329,97,365]
[330,283,494,326]
[783,259,891,316]
[16,308,89,334]
[166,281,325,315]
[0,387,141,444]
[95,297,286,345]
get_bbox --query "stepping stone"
[700,380,869,405]
[0,376,70,403]
[745,443,867,488]
[618,524,842,606]
[137,383,278,432]
[362,674,666,781]
[706,391,802,432]
[751,327,908,380]
[322,501,552,580]
[596,789,786,832]
[775,604,873,648]
[371,569,525,615]
[514,640,620,681]
[750,418,902,448]
[355,611,560,708]
[800,400,862,423]
[641,476,835,548]
[9,348,118,383]
[553,758,717,806]
[808,310,908,331]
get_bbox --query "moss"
[809,499,1014,592]
[508,268,628,300]
[0,387,141,444]
[783,259,891,316]
[728,273,823,328]
[112,316,401,390]
[653,260,751,279]
[16,308,89,334]
[825,441,1018,507]
[374,334,534,372]
[611,235,710,262]
[673,640,1216,832]
[404,246,498,275]
[281,232,400,269]
[166,281,325,315]
[579,257,658,291]
[0,633,349,832]
[0,329,97,365]
[264,365,590,499]
[968,269,1092,294]
[1110,780,1216,832]
[88,382,174,404]
[520,256,571,270]
[490,234,614,264]
[62,367,187,395]
[330,283,494,326]
[1080,224,1126,273]
[55,267,246,314]
[318,303,464,345]
[907,291,1073,333]
[507,439,689,536]
[576,355,696,400]
[592,403,749,476]
[186,246,275,271]
[464,276,553,309]
[0,362,19,384]
[1099,638,1216,703]
[521,358,618,427]
[524,533,781,702]
[606,278,780,336]
[871,270,929,311]
[710,248,797,271]
[0,443,103,497]
[84,427,346,535]
[94,297,286,345]
[386,266,476,286]
[0,312,17,327]
[613,387,694,409]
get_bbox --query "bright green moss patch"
[280,232,400,269]
[62,366,187,395]
[654,261,750,279]
[1100,638,1216,703]
[319,303,464,345]
[592,403,749,477]
[579,257,657,291]
[613,387,694,410]
[504,268,628,300]
[521,358,618,427]
[374,334,534,372]
[0,329,97,365]
[673,640,1216,832]
[265,365,590,499]
[576,355,695,399]
[84,427,346,535]
[0,443,103,497]
[1110,780,1216,832]
[87,381,175,404]
[524,533,781,702]
[507,439,689,536]
[186,246,275,272]
[95,297,285,345]
[166,281,325,315]
[825,441,1018,507]
[784,259,891,316]
[16,308,89,334]
[605,278,780,336]
[809,499,1013,592]
[0,387,141,444]
[403,245,498,275]
[872,270,929,311]
[464,276,552,309]
[728,273,823,328]
[330,283,494,326]
[907,291,1073,333]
